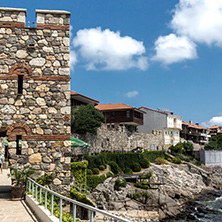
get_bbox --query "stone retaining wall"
[73,124,164,154]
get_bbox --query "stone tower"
[0,8,71,192]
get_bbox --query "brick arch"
[9,63,32,75]
[7,123,32,141]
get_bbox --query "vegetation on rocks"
[139,172,153,180]
[114,178,127,191]
[135,181,151,189]
[70,187,94,206]
[133,192,150,202]
[87,172,114,189]
[173,157,182,164]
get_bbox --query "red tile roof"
[95,103,145,113]
[183,121,206,130]
[140,106,182,118]
[209,125,218,129]
[70,90,99,103]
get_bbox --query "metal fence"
[27,177,131,222]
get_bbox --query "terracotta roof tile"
[140,106,182,118]
[183,121,207,130]
[95,103,134,110]
[209,125,218,129]
[70,90,99,103]
[95,103,145,113]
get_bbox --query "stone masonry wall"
[73,124,164,155]
[0,8,71,192]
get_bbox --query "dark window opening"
[16,135,22,155]
[18,75,23,94]
[126,111,130,118]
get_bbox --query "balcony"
[200,140,207,144]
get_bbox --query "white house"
[138,107,182,149]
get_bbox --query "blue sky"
[1,0,222,127]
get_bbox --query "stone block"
[29,153,42,163]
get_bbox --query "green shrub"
[195,160,201,166]
[170,143,184,154]
[109,161,120,174]
[167,158,172,162]
[133,192,150,202]
[123,168,133,174]
[139,159,150,168]
[142,151,166,162]
[183,141,194,155]
[135,181,150,189]
[70,161,88,184]
[130,163,142,172]
[173,157,181,164]
[114,178,127,191]
[154,157,165,165]
[70,187,94,206]
[99,165,106,170]
[93,168,100,175]
[87,172,113,189]
[139,172,152,180]
[36,173,55,186]
[87,154,106,169]
[86,151,166,170]
[87,169,93,175]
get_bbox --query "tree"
[205,134,222,150]
[183,141,194,156]
[71,104,104,134]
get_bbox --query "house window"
[18,75,23,94]
[126,111,130,118]
[16,135,22,155]
[111,112,115,119]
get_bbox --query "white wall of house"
[138,108,182,148]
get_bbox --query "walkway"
[0,169,38,222]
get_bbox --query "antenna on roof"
[157,108,173,114]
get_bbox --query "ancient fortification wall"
[0,8,71,192]
[73,124,164,154]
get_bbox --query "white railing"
[27,177,131,222]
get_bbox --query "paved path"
[0,169,38,222]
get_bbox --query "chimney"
[189,120,192,125]
[196,123,199,126]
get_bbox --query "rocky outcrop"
[90,163,214,221]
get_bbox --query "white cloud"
[126,90,139,98]
[70,50,78,71]
[202,116,222,127]
[171,0,222,46]
[73,27,148,71]
[151,34,197,65]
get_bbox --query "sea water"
[168,196,222,222]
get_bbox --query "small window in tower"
[16,135,22,155]
[18,75,23,94]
